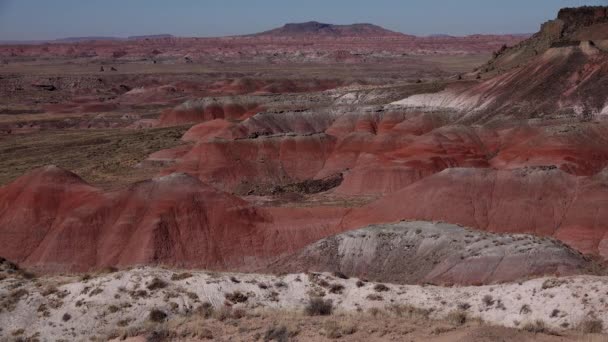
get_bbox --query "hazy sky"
[0,0,606,40]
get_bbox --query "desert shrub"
[107,305,121,314]
[148,309,167,323]
[62,313,71,322]
[520,304,531,314]
[264,325,289,342]
[522,320,549,334]
[457,302,471,311]
[366,294,383,301]
[355,280,365,288]
[329,283,344,294]
[275,281,288,288]
[333,271,349,279]
[41,286,58,297]
[550,309,560,318]
[11,329,24,336]
[147,277,168,291]
[368,307,382,317]
[213,306,234,321]
[170,272,192,281]
[578,319,604,334]
[482,294,494,306]
[373,284,389,292]
[230,276,240,283]
[446,310,467,326]
[323,321,342,339]
[305,297,333,316]
[541,278,566,290]
[197,328,213,339]
[195,302,214,318]
[258,282,269,289]
[130,289,148,298]
[2,288,28,311]
[225,291,248,303]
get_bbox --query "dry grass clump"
[445,310,467,326]
[387,304,432,320]
[322,320,357,339]
[147,277,168,291]
[263,324,300,342]
[522,320,549,334]
[578,318,604,334]
[170,272,193,281]
[195,302,214,318]
[213,305,245,321]
[305,297,333,316]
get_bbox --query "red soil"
[0,166,348,272]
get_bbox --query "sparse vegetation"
[305,297,333,316]
[541,279,566,290]
[445,310,467,326]
[482,294,494,306]
[322,320,357,339]
[373,283,389,292]
[170,272,193,281]
[264,324,299,342]
[195,302,214,318]
[225,291,248,303]
[328,283,344,294]
[387,304,432,320]
[213,305,236,321]
[62,313,71,322]
[578,318,603,334]
[149,309,168,323]
[332,271,349,279]
[522,320,549,334]
[366,294,383,301]
[147,277,168,291]
[1,288,28,311]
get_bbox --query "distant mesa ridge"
[54,34,174,43]
[253,21,408,37]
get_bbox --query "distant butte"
[252,21,409,37]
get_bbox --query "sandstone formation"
[0,166,348,272]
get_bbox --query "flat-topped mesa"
[255,21,408,38]
[558,6,608,34]
[485,6,608,73]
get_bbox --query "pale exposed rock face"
[269,221,592,285]
[342,167,608,258]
